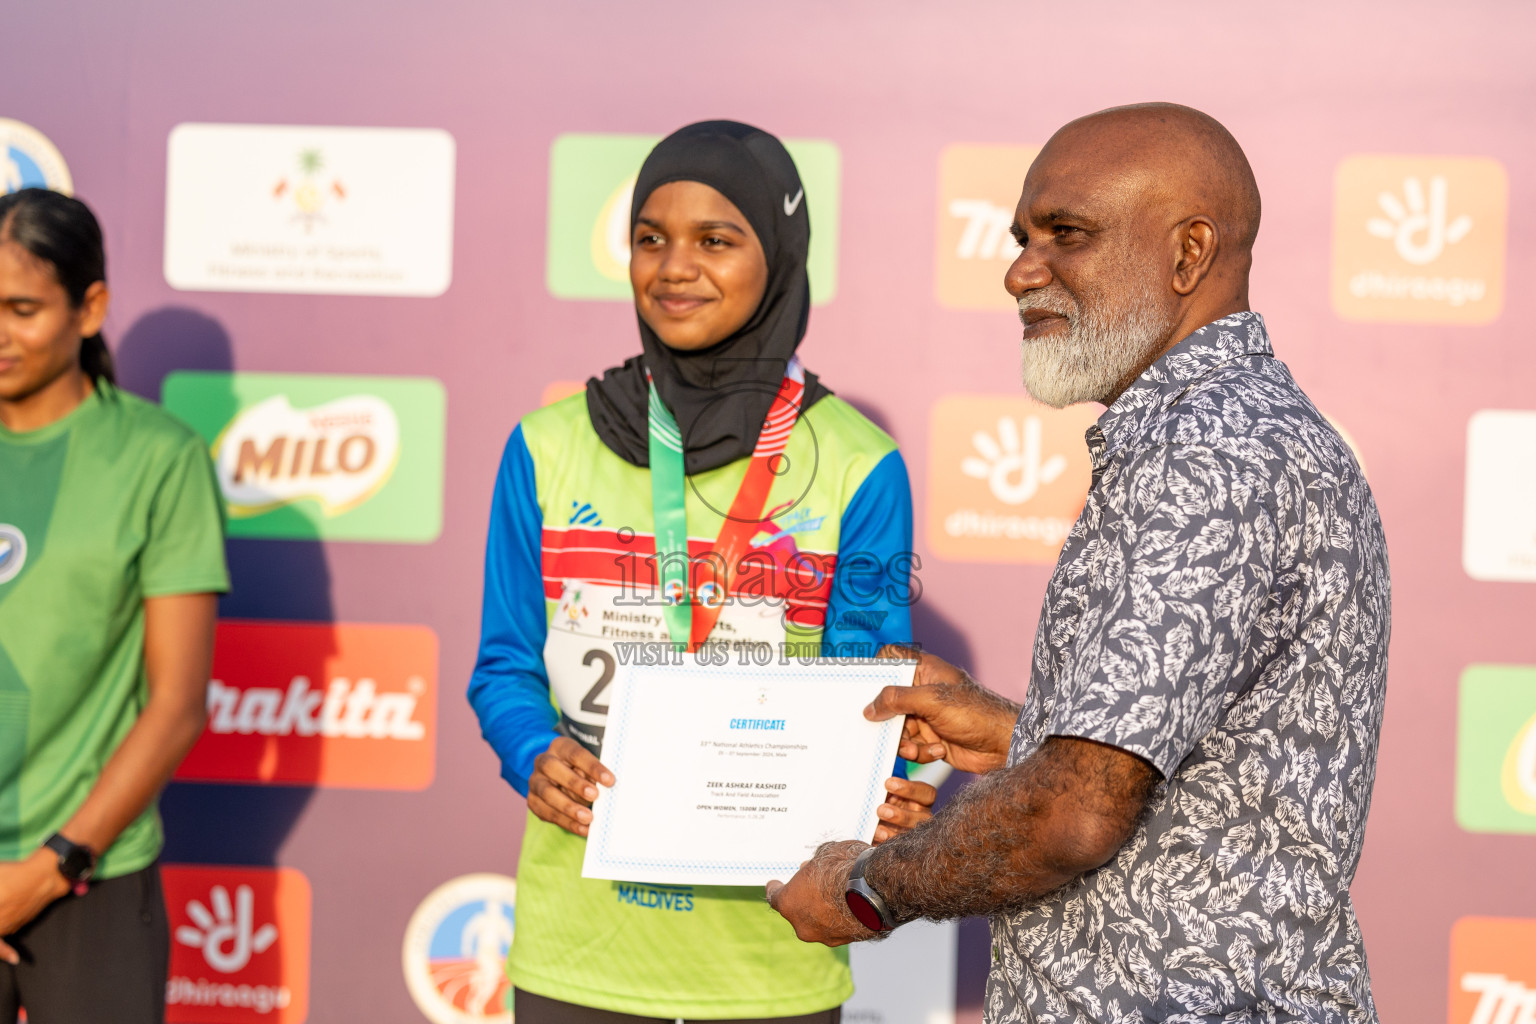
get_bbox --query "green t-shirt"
[0,386,229,878]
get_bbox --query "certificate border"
[588,662,910,883]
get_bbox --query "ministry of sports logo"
[403,873,517,1024]
[0,118,72,195]
[0,524,26,585]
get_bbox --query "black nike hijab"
[585,120,830,474]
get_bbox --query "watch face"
[845,890,886,932]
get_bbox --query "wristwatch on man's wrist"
[43,833,98,896]
[843,846,898,932]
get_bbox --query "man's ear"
[1171,217,1219,296]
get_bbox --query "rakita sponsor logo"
[213,393,400,517]
[0,118,72,195]
[402,874,517,1024]
[206,676,427,741]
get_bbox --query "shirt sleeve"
[821,449,915,658]
[1046,443,1278,778]
[140,433,230,597]
[467,425,559,796]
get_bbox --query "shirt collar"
[1086,311,1273,469]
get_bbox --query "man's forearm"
[865,737,1159,921]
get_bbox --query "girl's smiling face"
[630,181,769,352]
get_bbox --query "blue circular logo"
[1,119,72,195]
[402,873,516,1023]
[0,524,26,585]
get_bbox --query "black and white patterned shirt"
[990,312,1390,1024]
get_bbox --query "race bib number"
[543,581,787,755]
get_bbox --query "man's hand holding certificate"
[580,659,917,887]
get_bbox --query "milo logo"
[216,394,399,517]
[163,371,444,542]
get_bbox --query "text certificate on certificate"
[580,660,914,886]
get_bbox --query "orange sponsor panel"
[163,865,312,1024]
[540,379,585,406]
[934,144,1040,310]
[1332,155,1507,324]
[927,394,1098,564]
[176,620,437,790]
[1448,917,1536,1024]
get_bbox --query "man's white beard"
[1018,276,1175,408]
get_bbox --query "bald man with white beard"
[768,103,1391,1024]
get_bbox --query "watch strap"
[844,847,897,932]
[44,833,97,894]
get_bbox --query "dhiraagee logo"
[927,395,1097,564]
[162,371,445,542]
[545,133,840,303]
[1332,155,1507,324]
[1456,664,1536,833]
[934,144,1039,310]
[163,864,311,1024]
[0,118,72,195]
[1463,410,1536,583]
[1448,917,1536,1024]
[402,874,516,1024]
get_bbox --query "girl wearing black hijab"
[469,121,927,1023]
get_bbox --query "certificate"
[581,659,914,886]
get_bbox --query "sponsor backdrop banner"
[3,2,1533,1022]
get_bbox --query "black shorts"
[0,863,168,1024]
[514,988,842,1024]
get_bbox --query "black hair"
[0,188,114,386]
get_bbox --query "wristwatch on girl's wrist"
[44,833,98,896]
[843,846,897,932]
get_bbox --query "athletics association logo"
[1456,665,1536,834]
[1448,917,1536,1024]
[1463,410,1536,582]
[163,865,311,1024]
[176,620,437,790]
[1332,155,1507,324]
[545,133,841,304]
[0,524,26,585]
[927,395,1097,563]
[0,118,72,195]
[402,874,517,1024]
[934,144,1039,310]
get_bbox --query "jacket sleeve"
[467,425,559,796]
[821,449,916,658]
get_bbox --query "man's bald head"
[1043,102,1261,253]
[1005,103,1261,408]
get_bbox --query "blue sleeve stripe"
[467,424,560,796]
[822,448,915,657]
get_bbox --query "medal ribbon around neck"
[647,357,807,653]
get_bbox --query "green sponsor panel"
[162,371,445,543]
[545,132,841,304]
[1456,664,1536,833]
